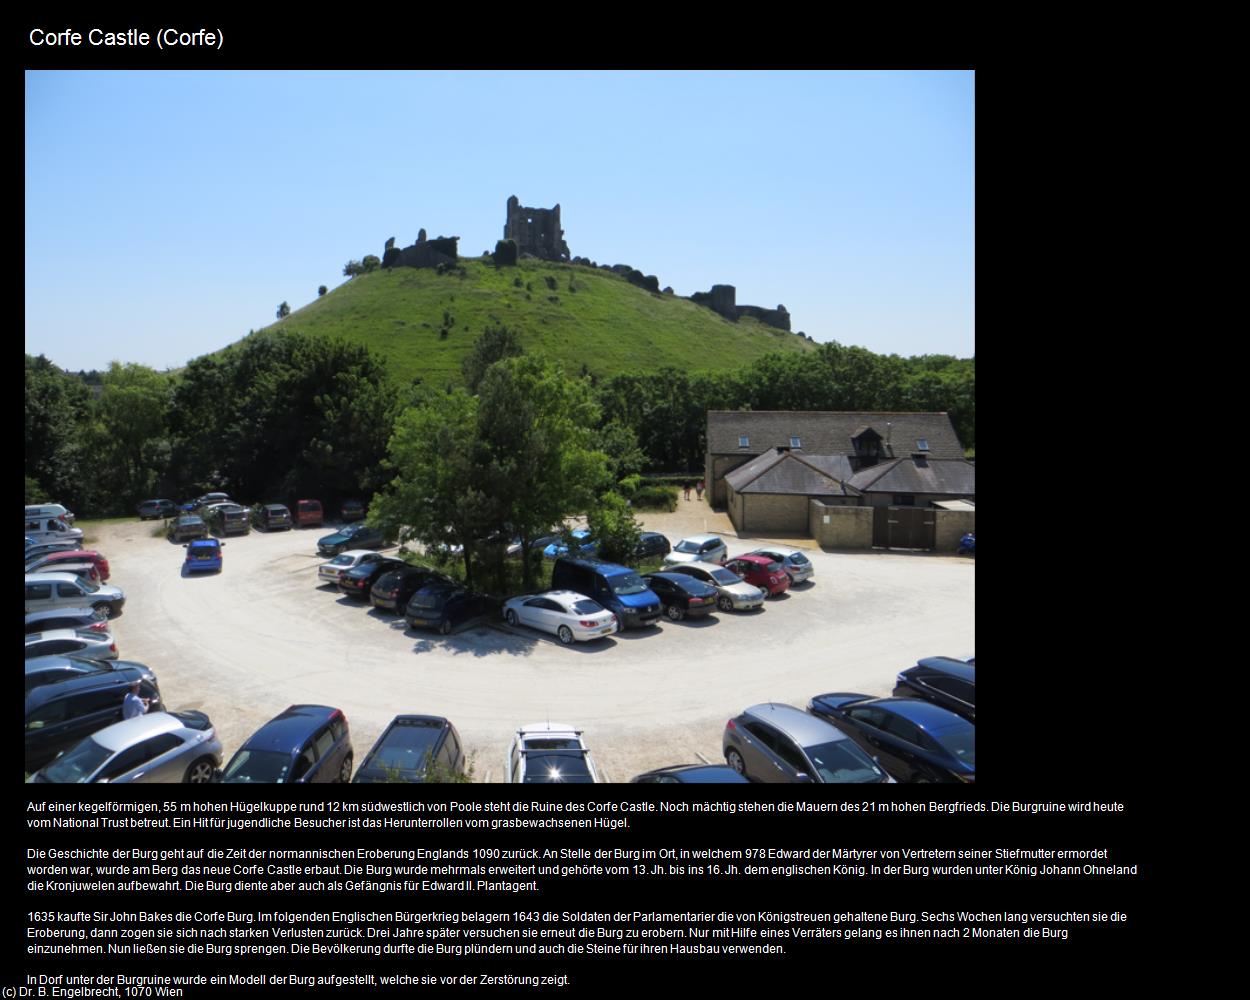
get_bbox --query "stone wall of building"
[504,195,570,262]
[934,510,976,552]
[688,283,790,332]
[809,500,873,549]
[728,489,810,534]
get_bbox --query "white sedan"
[506,723,602,783]
[317,549,389,585]
[502,589,618,644]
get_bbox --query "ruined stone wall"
[689,284,791,331]
[504,195,570,261]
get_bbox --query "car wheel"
[557,625,574,645]
[505,609,518,626]
[439,619,451,636]
[726,749,746,777]
[93,601,114,619]
[717,595,734,613]
[665,604,684,621]
[184,757,216,784]
[338,754,354,783]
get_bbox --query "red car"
[25,548,111,581]
[296,499,324,528]
[724,554,791,598]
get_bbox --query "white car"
[502,590,618,644]
[662,533,728,567]
[24,628,118,661]
[744,545,815,584]
[317,549,389,584]
[666,561,765,612]
[506,723,601,784]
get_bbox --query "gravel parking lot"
[87,500,974,783]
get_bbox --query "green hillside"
[246,257,814,385]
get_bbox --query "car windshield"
[763,561,784,573]
[804,740,888,783]
[931,726,975,766]
[364,726,442,777]
[674,539,702,553]
[221,749,292,783]
[77,577,100,593]
[609,573,649,596]
[521,750,593,783]
[411,590,451,610]
[40,738,114,783]
[710,569,741,586]
[571,600,604,615]
[330,555,355,566]
[788,553,809,565]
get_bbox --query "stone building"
[504,195,570,262]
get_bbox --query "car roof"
[556,555,632,575]
[90,711,187,752]
[675,560,732,574]
[914,657,976,682]
[242,705,342,750]
[25,607,99,623]
[25,572,81,584]
[731,554,773,565]
[26,629,96,643]
[331,549,375,558]
[859,696,971,730]
[518,722,580,739]
[539,590,592,604]
[25,659,147,708]
[743,703,849,745]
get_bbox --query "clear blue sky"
[25,70,974,372]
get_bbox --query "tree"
[361,255,381,273]
[461,325,523,394]
[276,301,290,319]
[586,491,641,564]
[318,285,327,297]
[343,260,363,278]
[97,362,171,505]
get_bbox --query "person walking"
[695,479,705,501]
[683,483,691,501]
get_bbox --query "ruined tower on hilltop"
[504,195,570,262]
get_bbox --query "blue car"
[219,705,353,783]
[183,538,223,573]
[543,529,598,560]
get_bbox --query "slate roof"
[724,449,859,496]
[847,458,976,496]
[707,411,964,459]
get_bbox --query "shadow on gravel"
[665,615,720,629]
[406,625,537,659]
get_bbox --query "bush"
[618,473,642,498]
[544,276,558,290]
[493,239,518,267]
[318,285,327,297]
[631,485,678,511]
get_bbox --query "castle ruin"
[689,284,790,331]
[504,195,570,262]
[382,228,460,270]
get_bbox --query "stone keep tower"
[504,195,570,262]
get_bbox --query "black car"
[317,522,386,557]
[641,571,718,621]
[630,764,749,784]
[25,607,109,635]
[352,715,465,783]
[808,694,975,784]
[218,705,353,783]
[370,567,451,612]
[635,531,672,559]
[168,515,208,541]
[404,583,492,635]
[25,656,163,773]
[136,499,177,520]
[340,499,366,522]
[337,557,408,600]
[252,503,293,531]
[893,656,975,723]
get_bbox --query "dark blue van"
[550,557,662,629]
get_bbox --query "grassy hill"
[245,257,814,385]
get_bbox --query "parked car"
[206,503,250,536]
[724,554,791,598]
[352,715,464,783]
[25,548,110,581]
[337,556,408,599]
[807,694,975,783]
[218,705,353,783]
[28,710,222,784]
[542,528,598,559]
[25,628,118,661]
[663,533,728,567]
[744,545,815,585]
[136,499,177,520]
[317,522,386,557]
[723,703,893,784]
[24,516,84,544]
[404,583,492,635]
[370,566,451,612]
[318,549,388,585]
[23,539,84,562]
[25,606,110,635]
[666,561,764,612]
[25,657,162,772]
[640,571,719,621]
[630,764,750,784]
[31,560,101,586]
[340,499,366,522]
[26,503,75,525]
[295,499,324,528]
[183,538,224,573]
[192,492,231,510]
[25,572,125,619]
[169,514,208,542]
[251,503,293,531]
[550,557,662,629]
[635,531,672,559]
[893,656,976,723]
[506,723,601,783]
[502,589,619,644]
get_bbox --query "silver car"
[28,710,223,784]
[745,545,815,585]
[667,561,764,612]
[25,628,117,661]
[662,533,728,567]
[723,703,893,784]
[506,723,601,783]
